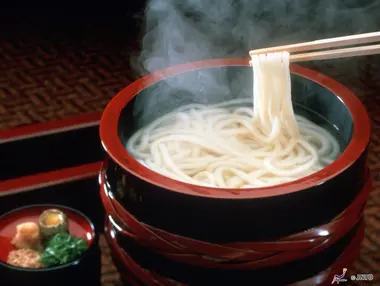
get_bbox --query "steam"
[130,0,380,127]
[135,0,379,73]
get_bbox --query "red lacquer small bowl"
[0,205,100,286]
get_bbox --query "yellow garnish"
[44,213,62,227]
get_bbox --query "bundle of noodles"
[127,52,340,188]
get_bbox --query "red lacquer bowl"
[99,58,372,285]
[100,58,371,199]
[0,205,100,286]
[99,59,372,244]
[104,213,364,286]
[100,161,369,284]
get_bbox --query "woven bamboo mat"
[0,26,139,130]
[1,28,379,286]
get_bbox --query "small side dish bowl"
[0,204,100,286]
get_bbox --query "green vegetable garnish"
[40,232,88,267]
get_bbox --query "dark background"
[0,2,146,50]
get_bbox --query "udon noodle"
[127,52,340,188]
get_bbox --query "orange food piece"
[43,213,63,226]
[11,222,42,250]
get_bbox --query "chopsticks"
[249,31,380,62]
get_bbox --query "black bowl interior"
[118,66,353,152]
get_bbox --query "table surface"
[1,14,379,286]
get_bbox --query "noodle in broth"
[127,52,340,188]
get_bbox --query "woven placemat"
[100,235,123,286]
[1,27,379,285]
[0,25,139,130]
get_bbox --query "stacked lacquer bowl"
[99,59,371,285]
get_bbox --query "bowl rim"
[99,58,371,199]
[0,204,96,272]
